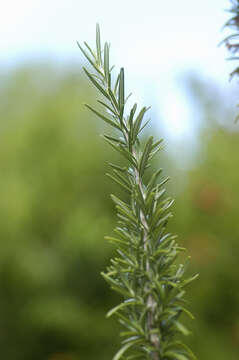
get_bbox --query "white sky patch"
[0,0,233,141]
[161,90,192,138]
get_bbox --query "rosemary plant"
[78,25,197,360]
[222,0,239,79]
[222,0,239,120]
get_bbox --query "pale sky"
[0,0,235,141]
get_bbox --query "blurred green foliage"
[0,65,122,360]
[0,65,238,360]
[172,78,239,360]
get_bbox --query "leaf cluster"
[79,25,198,360]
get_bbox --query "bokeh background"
[0,1,239,359]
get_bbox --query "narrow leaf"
[173,320,191,336]
[139,136,153,176]
[147,168,163,194]
[114,73,120,95]
[132,107,150,142]
[129,103,137,127]
[98,100,117,116]
[106,173,131,193]
[119,68,125,116]
[108,163,127,172]
[78,43,102,75]
[164,351,188,360]
[107,299,140,318]
[83,67,110,99]
[96,23,102,65]
[104,42,110,84]
[108,88,120,112]
[113,341,140,360]
[85,104,121,130]
[104,135,126,145]
[83,41,96,59]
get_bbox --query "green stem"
[133,147,160,359]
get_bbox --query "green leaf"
[111,194,130,210]
[119,68,125,117]
[125,92,132,104]
[149,141,164,160]
[151,138,163,151]
[139,136,153,176]
[138,118,150,134]
[173,320,191,336]
[146,168,163,194]
[77,43,103,75]
[165,342,197,360]
[129,103,137,128]
[180,307,195,320]
[112,169,131,187]
[104,42,110,84]
[155,280,165,301]
[120,330,139,337]
[220,33,239,45]
[108,163,127,172]
[105,236,129,247]
[105,141,137,169]
[83,67,110,99]
[150,200,169,228]
[104,135,126,145]
[117,248,137,267]
[235,112,239,123]
[108,88,120,112]
[132,107,150,142]
[98,100,117,116]
[113,340,142,360]
[181,274,199,288]
[163,351,189,360]
[157,176,170,189]
[151,213,173,232]
[153,248,170,258]
[149,192,166,221]
[127,354,144,360]
[116,311,138,328]
[85,104,121,130]
[118,145,138,167]
[134,185,147,214]
[115,204,137,224]
[104,138,123,154]
[101,272,131,297]
[106,173,131,193]
[96,23,102,65]
[83,41,96,59]
[114,73,120,95]
[114,227,132,242]
[107,299,140,317]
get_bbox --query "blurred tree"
[0,65,238,360]
[0,64,124,360]
[172,76,239,360]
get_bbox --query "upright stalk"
[132,145,160,359]
[78,24,197,360]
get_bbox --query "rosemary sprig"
[78,24,198,360]
[221,0,239,122]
